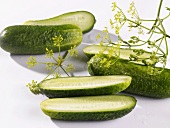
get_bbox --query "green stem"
[126,19,161,34]
[157,0,163,18]
[155,37,165,55]
[166,34,170,38]
[62,51,69,60]
[148,0,163,33]
[159,19,168,56]
[37,62,56,65]
[52,56,57,62]
[148,30,154,41]
[118,35,131,47]
[154,25,164,33]
[140,13,170,21]
[162,13,170,20]
[116,6,127,18]
[42,66,58,81]
[156,37,164,42]
[140,19,155,22]
[164,36,168,56]
[129,42,148,47]
[61,66,70,76]
[58,45,61,58]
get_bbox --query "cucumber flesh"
[24,11,96,33]
[83,45,151,61]
[40,95,136,120]
[39,75,132,98]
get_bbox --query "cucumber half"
[40,95,136,121]
[83,45,152,61]
[39,76,131,98]
[24,11,96,33]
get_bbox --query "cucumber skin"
[40,95,136,121]
[0,25,82,54]
[39,78,131,98]
[24,11,96,34]
[88,55,170,98]
[42,108,134,121]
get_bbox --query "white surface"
[0,0,170,128]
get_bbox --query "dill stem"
[126,19,161,34]
[43,66,58,81]
[148,0,163,33]
[61,66,70,76]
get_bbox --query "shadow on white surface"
[10,43,89,75]
[9,29,118,75]
[51,119,118,128]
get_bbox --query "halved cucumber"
[39,76,131,98]
[83,45,151,60]
[40,95,136,121]
[24,11,96,33]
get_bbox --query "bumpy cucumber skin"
[42,108,134,121]
[0,25,82,54]
[24,11,96,33]
[40,95,136,121]
[88,55,170,98]
[39,79,131,98]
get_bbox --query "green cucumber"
[88,54,170,98]
[0,24,82,54]
[83,45,152,61]
[24,11,96,33]
[38,76,131,98]
[40,95,136,121]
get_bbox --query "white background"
[0,0,170,128]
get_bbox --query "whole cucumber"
[0,24,82,54]
[88,54,170,98]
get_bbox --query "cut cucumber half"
[24,11,96,33]
[39,76,131,98]
[40,95,136,121]
[83,45,152,61]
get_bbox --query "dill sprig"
[97,0,170,75]
[26,35,78,95]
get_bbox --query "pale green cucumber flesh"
[83,45,151,61]
[24,11,96,33]
[0,24,82,54]
[39,76,131,98]
[40,95,136,120]
[88,54,170,98]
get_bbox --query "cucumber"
[38,76,131,98]
[0,24,82,54]
[83,45,152,61]
[40,95,136,121]
[24,11,96,33]
[88,54,170,98]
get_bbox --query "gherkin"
[88,54,170,98]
